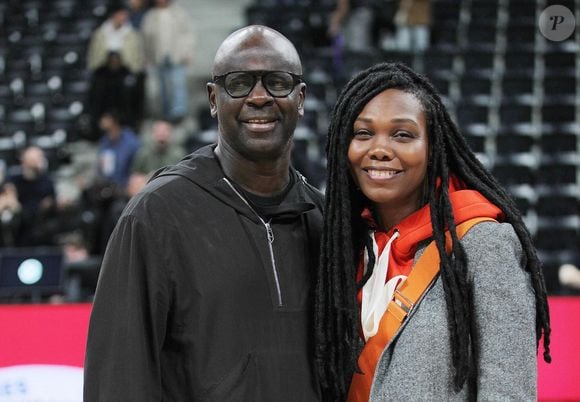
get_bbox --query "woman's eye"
[394,130,414,138]
[353,130,372,138]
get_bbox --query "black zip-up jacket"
[84,145,324,401]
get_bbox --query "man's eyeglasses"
[212,70,303,98]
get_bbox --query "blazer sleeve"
[83,213,171,401]
[464,221,537,401]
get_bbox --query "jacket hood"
[149,145,317,222]
[357,176,504,282]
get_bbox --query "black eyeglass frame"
[212,70,304,98]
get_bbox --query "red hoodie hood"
[357,176,504,285]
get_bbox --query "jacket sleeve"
[124,30,145,73]
[174,5,195,63]
[86,30,104,71]
[83,214,171,401]
[465,222,537,400]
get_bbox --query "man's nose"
[246,78,274,107]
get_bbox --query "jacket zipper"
[223,178,283,307]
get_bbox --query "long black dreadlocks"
[314,62,551,401]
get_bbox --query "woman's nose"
[368,138,394,161]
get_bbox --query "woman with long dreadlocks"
[315,62,551,401]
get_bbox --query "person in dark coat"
[87,51,145,139]
[7,146,57,246]
[83,25,323,401]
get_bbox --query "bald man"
[84,26,323,401]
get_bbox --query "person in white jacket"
[142,0,195,122]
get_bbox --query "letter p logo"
[550,15,565,31]
[539,5,575,41]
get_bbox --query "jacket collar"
[150,144,315,222]
[361,176,505,260]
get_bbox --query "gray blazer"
[370,222,537,401]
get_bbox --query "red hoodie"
[356,177,504,300]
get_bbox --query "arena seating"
[0,0,577,294]
[0,0,103,159]
[245,0,579,292]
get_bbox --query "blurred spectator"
[88,51,145,139]
[81,111,139,254]
[101,172,147,250]
[0,160,22,247]
[394,0,431,52]
[87,3,146,138]
[61,231,90,265]
[87,4,145,74]
[7,146,57,246]
[131,120,186,177]
[559,263,580,290]
[59,231,103,302]
[127,0,151,29]
[328,0,375,51]
[96,111,140,188]
[84,167,147,256]
[142,0,195,122]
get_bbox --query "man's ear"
[207,83,218,118]
[297,83,306,118]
